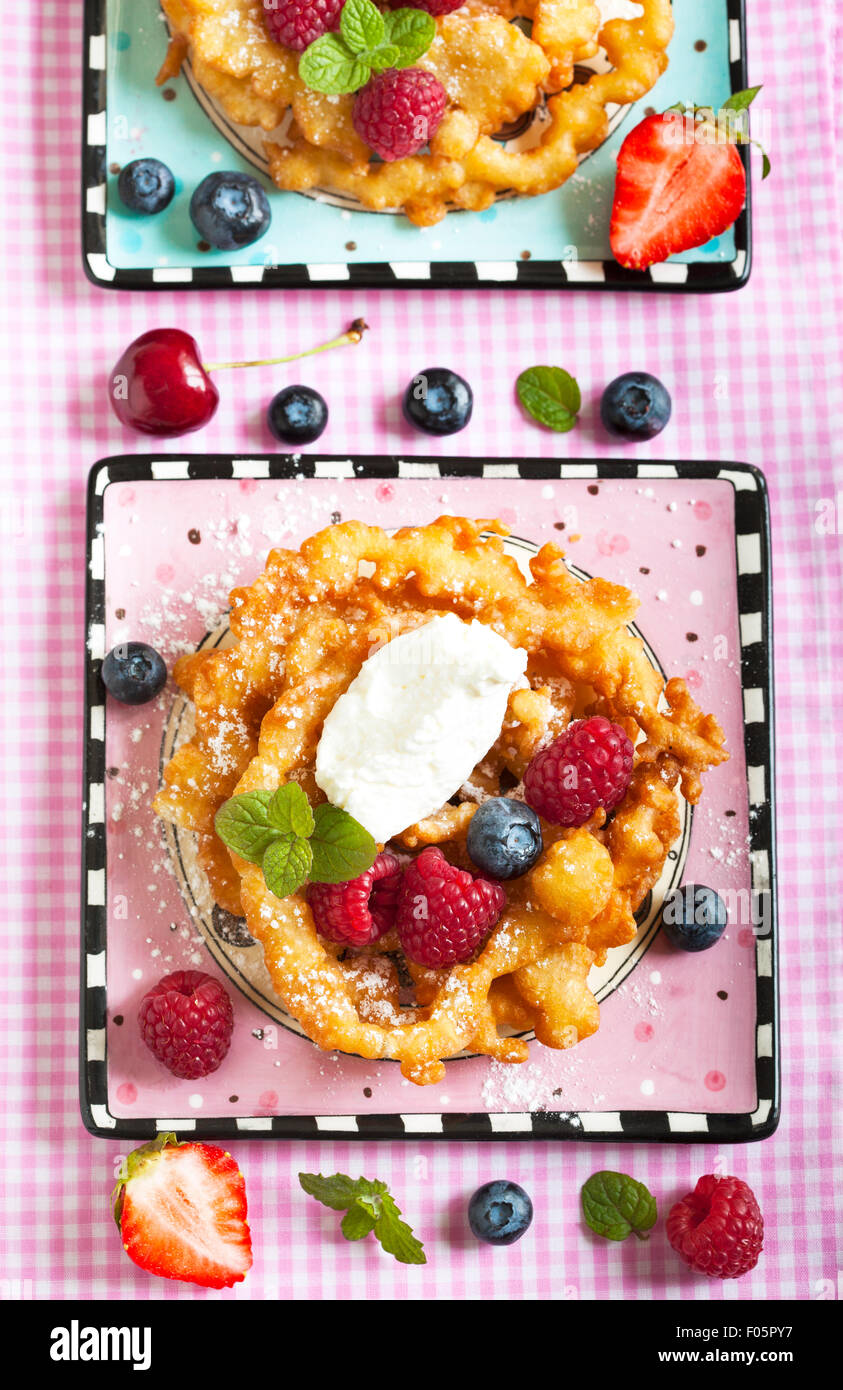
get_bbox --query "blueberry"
[467,797,542,880]
[403,367,473,436]
[101,642,167,705]
[600,372,672,441]
[267,386,328,445]
[661,883,728,952]
[468,1181,533,1246]
[117,158,175,215]
[189,172,271,250]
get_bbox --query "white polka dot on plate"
[649,970,661,984]
[640,1079,655,1096]
[188,1094,203,1109]
[690,590,703,606]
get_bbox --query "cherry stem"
[203,319,369,374]
[632,1229,650,1242]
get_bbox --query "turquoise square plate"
[83,0,751,292]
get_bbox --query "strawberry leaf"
[111,1132,181,1230]
[721,85,762,114]
[581,1171,657,1242]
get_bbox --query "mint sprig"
[300,1172,426,1265]
[299,0,435,97]
[214,786,376,901]
[581,1171,657,1242]
[516,366,581,433]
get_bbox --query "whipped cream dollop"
[315,613,528,843]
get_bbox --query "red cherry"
[109,328,220,437]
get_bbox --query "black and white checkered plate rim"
[82,0,751,294]
[82,456,778,1142]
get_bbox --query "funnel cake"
[159,0,674,226]
[154,518,727,1085]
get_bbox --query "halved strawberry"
[610,112,746,271]
[113,1133,252,1288]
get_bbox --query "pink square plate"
[82,456,777,1142]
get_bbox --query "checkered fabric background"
[1,1,841,1301]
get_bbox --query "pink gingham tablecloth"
[1,1,841,1301]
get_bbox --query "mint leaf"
[299,1173,387,1210]
[384,9,436,67]
[299,34,371,96]
[341,1203,378,1241]
[299,1173,425,1265]
[368,44,400,71]
[262,834,312,900]
[516,366,581,433]
[268,782,315,840]
[340,0,385,55]
[214,790,279,864]
[581,1171,657,1242]
[309,803,377,884]
[374,1192,427,1265]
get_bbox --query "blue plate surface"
[83,0,751,290]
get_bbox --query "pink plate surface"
[98,470,757,1124]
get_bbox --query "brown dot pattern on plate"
[330,511,342,524]
[363,1087,372,1098]
[252,1029,264,1040]
[725,809,737,818]
[162,87,177,101]
[107,766,119,778]
[229,1095,239,1103]
[588,484,599,495]
[188,528,201,544]
[717,990,728,1000]
[644,106,656,117]
[696,545,707,557]
[345,241,357,251]
[197,241,211,253]
[520,250,532,261]
[113,1015,123,1026]
[109,162,122,176]
[115,607,125,620]
[639,566,650,575]
[686,632,698,642]
[695,40,707,52]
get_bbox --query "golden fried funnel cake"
[155,518,727,1084]
[159,0,673,226]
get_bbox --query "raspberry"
[353,68,447,163]
[138,971,234,1080]
[262,0,345,52]
[666,1175,764,1279]
[396,847,505,968]
[523,716,634,826]
[307,852,402,948]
